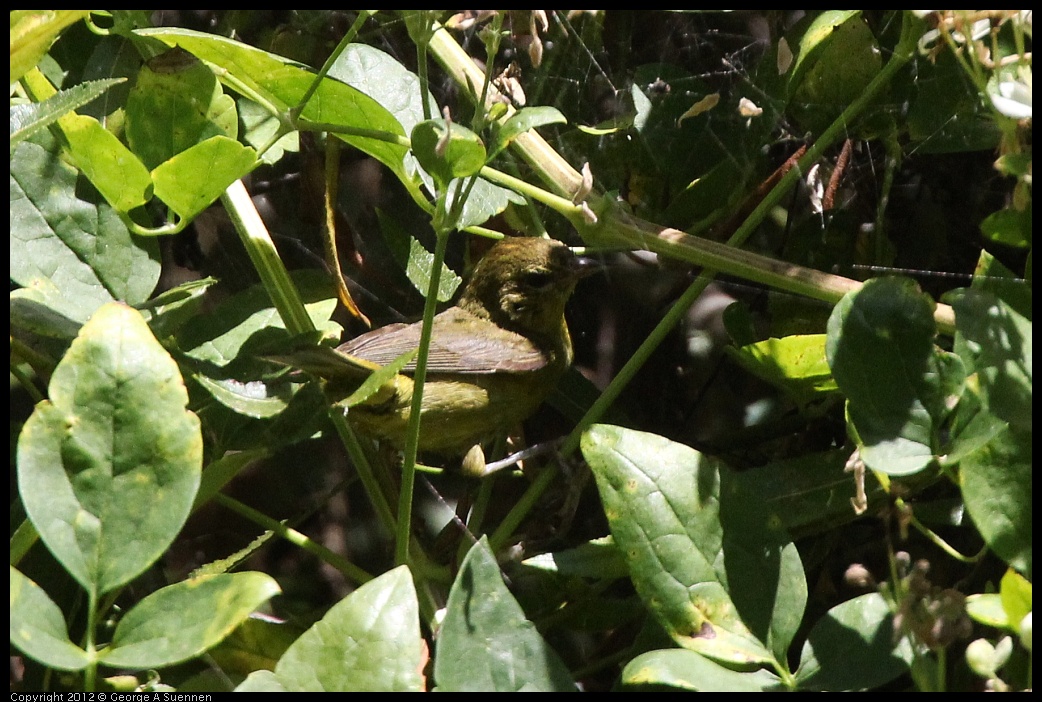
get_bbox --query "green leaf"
[177,270,339,369]
[139,30,520,229]
[668,156,751,234]
[960,424,1032,576]
[905,49,1000,153]
[452,176,525,230]
[491,106,567,156]
[787,11,861,80]
[327,43,437,141]
[205,614,302,682]
[136,27,413,202]
[9,566,91,672]
[193,375,306,419]
[9,295,88,341]
[237,670,288,692]
[622,648,785,692]
[405,235,463,302]
[966,250,1031,319]
[185,374,328,455]
[266,565,424,692]
[520,536,629,580]
[149,135,258,224]
[10,78,126,148]
[968,570,1033,631]
[136,276,219,340]
[946,288,1032,433]
[999,570,1032,632]
[10,135,161,330]
[192,448,268,512]
[795,593,912,691]
[411,119,487,190]
[99,572,281,669]
[576,115,634,135]
[965,593,1009,629]
[125,47,238,170]
[375,208,462,302]
[582,424,806,667]
[342,350,417,408]
[434,537,577,691]
[980,207,1031,249]
[826,278,941,476]
[942,382,1008,468]
[727,334,838,407]
[787,11,882,135]
[16,303,203,596]
[736,448,887,539]
[239,98,298,164]
[60,113,153,213]
[10,10,92,84]
[301,41,430,205]
[324,42,448,211]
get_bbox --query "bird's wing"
[265,343,382,380]
[339,307,550,374]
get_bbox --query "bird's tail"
[266,344,416,408]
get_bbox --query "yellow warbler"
[283,237,595,474]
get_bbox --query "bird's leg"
[476,439,564,477]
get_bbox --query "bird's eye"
[520,270,553,289]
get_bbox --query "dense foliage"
[11,10,1031,692]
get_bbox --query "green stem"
[9,360,46,405]
[221,179,315,336]
[472,13,506,133]
[479,164,586,216]
[721,12,922,252]
[571,270,714,456]
[489,464,555,552]
[330,411,397,534]
[424,18,583,198]
[213,66,286,122]
[123,218,184,237]
[577,17,958,330]
[461,223,507,241]
[896,497,987,563]
[222,180,411,575]
[416,33,432,122]
[293,11,373,118]
[215,493,373,585]
[459,474,497,563]
[395,231,450,566]
[935,646,947,692]
[296,118,412,147]
[402,11,438,121]
[84,589,98,691]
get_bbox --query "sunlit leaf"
[100,573,281,669]
[435,538,577,691]
[583,424,806,667]
[795,593,912,691]
[10,135,160,332]
[17,303,202,596]
[9,567,91,671]
[262,566,423,692]
[827,278,943,476]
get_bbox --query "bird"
[279,236,595,475]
